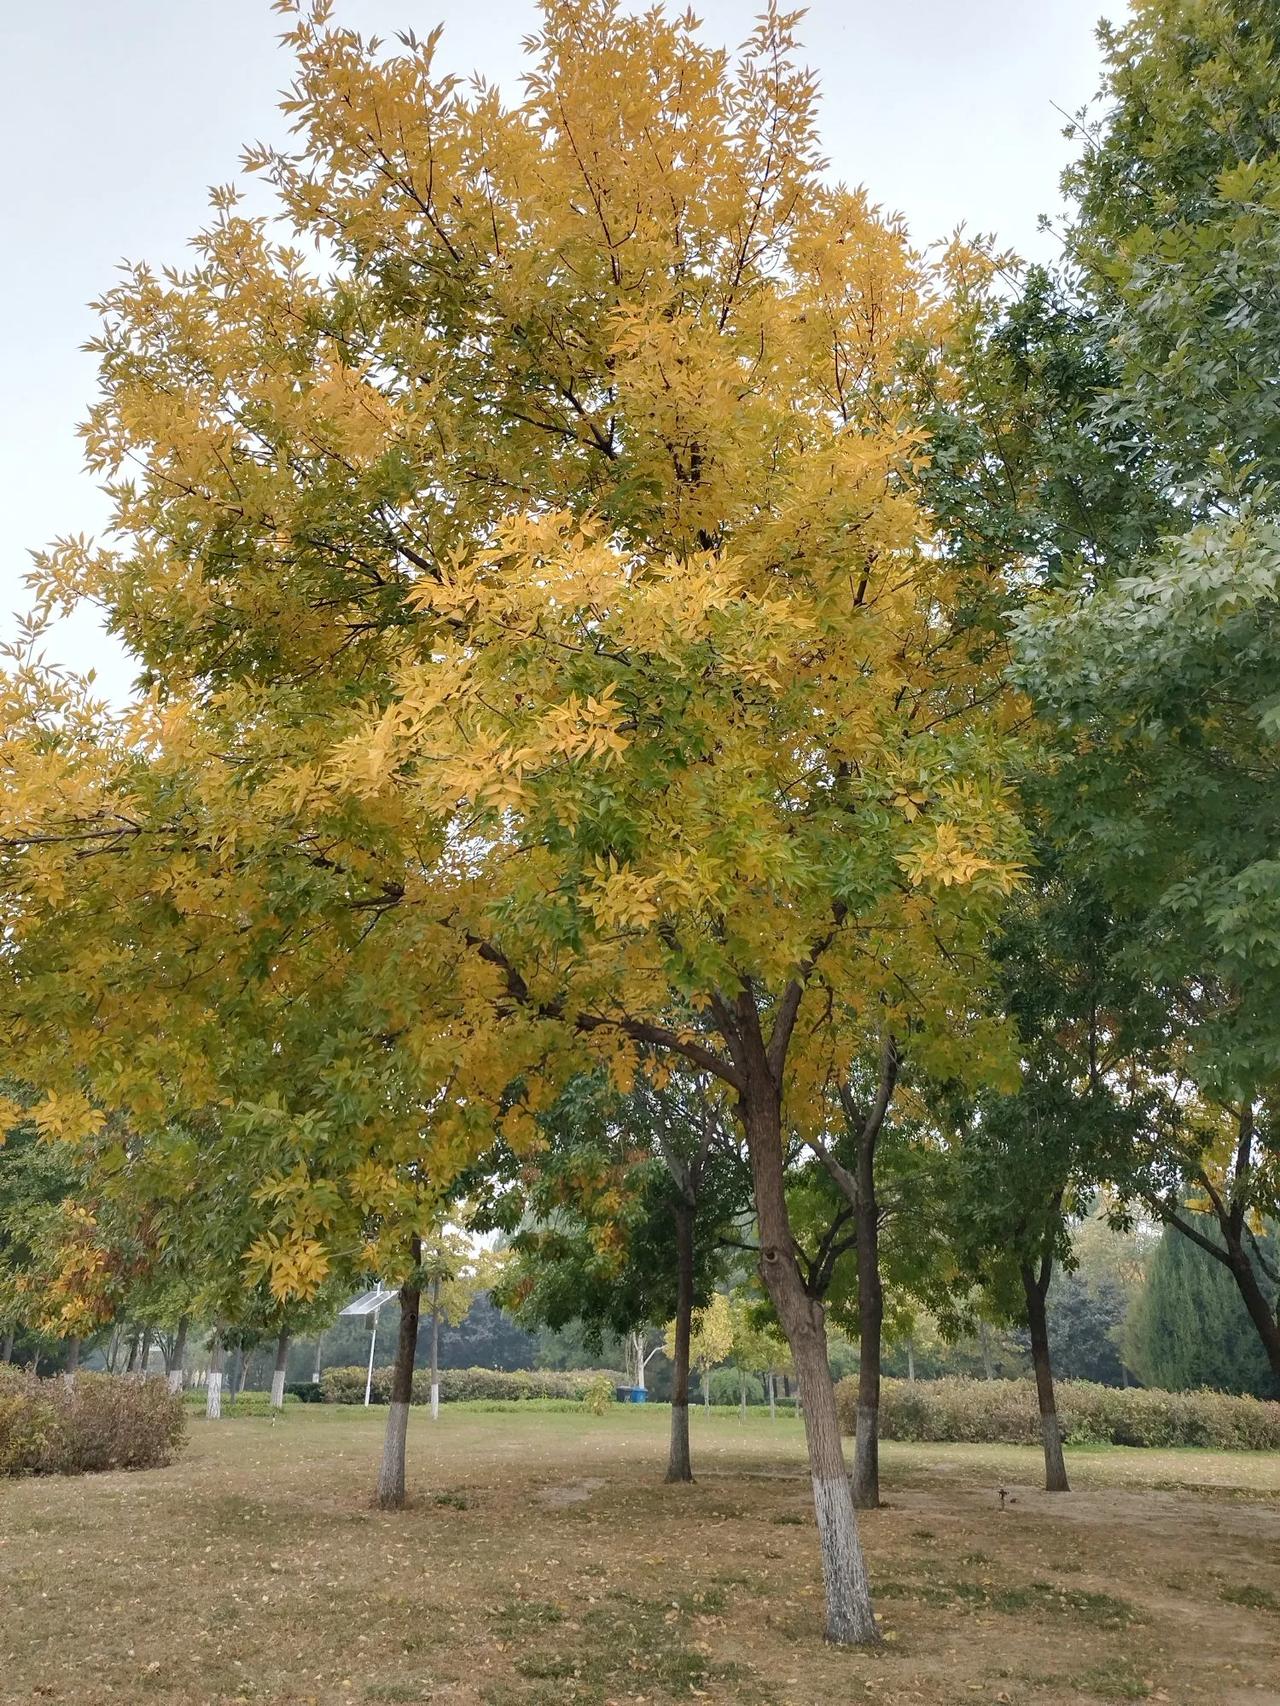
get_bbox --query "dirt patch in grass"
[1,1407,1278,1705]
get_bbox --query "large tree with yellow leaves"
[3,1,1025,1642]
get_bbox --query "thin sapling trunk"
[1021,1257,1069,1492]
[167,1316,189,1396]
[270,1330,291,1409]
[429,1276,440,1421]
[666,1196,694,1482]
[206,1329,224,1420]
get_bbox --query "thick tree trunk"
[167,1317,189,1396]
[63,1336,81,1387]
[429,1278,441,1421]
[206,1329,224,1420]
[377,1258,421,1510]
[271,1330,291,1409]
[666,1197,695,1482]
[740,1060,878,1646]
[1021,1260,1069,1492]
[124,1332,140,1375]
[851,1118,883,1511]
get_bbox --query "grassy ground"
[2,1403,1278,1706]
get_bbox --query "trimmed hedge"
[0,1369,186,1475]
[835,1374,1280,1451]
[319,1365,624,1405]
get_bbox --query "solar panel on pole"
[338,1286,398,1406]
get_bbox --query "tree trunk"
[63,1336,81,1387]
[738,1371,747,1421]
[167,1317,189,1396]
[703,1367,710,1410]
[1021,1259,1069,1492]
[768,1370,777,1422]
[906,1340,915,1383]
[377,1255,421,1510]
[312,1333,324,1384]
[1,1324,14,1364]
[138,1326,153,1377]
[270,1330,291,1409]
[666,1196,695,1482]
[979,1318,994,1380]
[124,1331,140,1375]
[235,1348,250,1398]
[206,1329,224,1420]
[1227,1247,1280,1381]
[851,1113,883,1511]
[740,1058,878,1646]
[429,1277,441,1421]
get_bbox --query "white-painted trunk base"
[430,1382,440,1421]
[811,1473,878,1645]
[378,1400,411,1506]
[206,1372,223,1420]
[167,1369,183,1397]
[270,1369,286,1409]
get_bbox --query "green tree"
[1011,0,1280,1380]
[1125,1215,1280,1398]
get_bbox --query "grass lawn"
[2,1403,1278,1706]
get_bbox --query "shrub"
[834,1374,1280,1451]
[0,1369,186,1475]
[285,1381,326,1403]
[581,1374,617,1415]
[318,1365,625,1404]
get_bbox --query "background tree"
[1125,1214,1280,1399]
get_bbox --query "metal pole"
[364,1306,379,1406]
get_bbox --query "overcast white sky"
[0,0,1121,700]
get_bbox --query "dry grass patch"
[1,1406,1278,1705]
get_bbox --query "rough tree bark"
[167,1317,189,1396]
[737,1013,878,1647]
[270,1330,291,1409]
[206,1328,224,1420]
[63,1336,80,1387]
[666,1196,695,1482]
[377,1242,422,1510]
[1021,1256,1069,1492]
